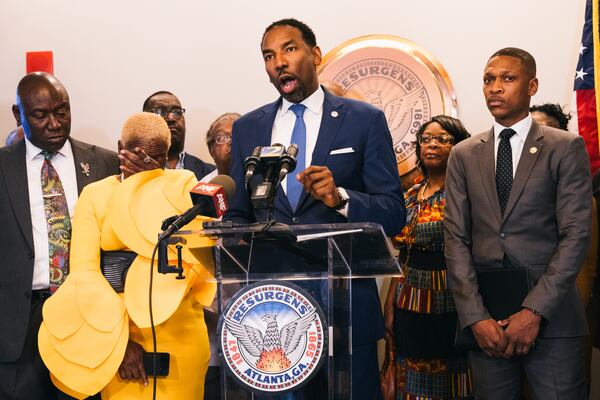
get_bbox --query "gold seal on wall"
[318,35,457,179]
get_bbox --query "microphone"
[159,175,236,241]
[189,175,236,218]
[277,144,299,182]
[244,146,262,185]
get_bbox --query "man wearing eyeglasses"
[201,112,241,400]
[142,91,215,180]
[202,112,241,181]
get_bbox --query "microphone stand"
[250,160,278,224]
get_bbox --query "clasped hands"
[471,308,541,358]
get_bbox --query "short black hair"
[530,103,572,130]
[415,115,471,177]
[262,18,317,47]
[142,90,175,111]
[489,47,536,78]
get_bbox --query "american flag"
[573,0,600,173]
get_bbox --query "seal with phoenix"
[218,281,326,394]
[318,35,457,177]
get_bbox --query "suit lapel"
[70,138,97,194]
[1,141,34,251]
[296,90,345,212]
[255,99,280,148]
[477,129,502,225]
[503,122,543,221]
[256,99,294,215]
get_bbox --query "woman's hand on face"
[118,147,161,178]
[118,340,148,386]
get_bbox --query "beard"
[168,134,184,156]
[271,77,309,103]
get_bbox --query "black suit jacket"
[184,153,215,181]
[0,138,119,362]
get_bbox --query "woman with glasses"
[381,115,472,400]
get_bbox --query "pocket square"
[330,147,354,155]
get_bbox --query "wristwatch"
[332,187,349,210]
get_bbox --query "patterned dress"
[392,182,472,400]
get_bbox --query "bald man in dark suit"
[0,72,119,399]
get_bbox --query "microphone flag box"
[190,182,229,218]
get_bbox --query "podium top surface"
[179,222,401,282]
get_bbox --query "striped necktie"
[287,104,307,210]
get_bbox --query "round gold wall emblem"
[318,35,457,177]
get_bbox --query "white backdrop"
[0,0,586,162]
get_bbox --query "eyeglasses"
[417,133,454,145]
[149,107,186,119]
[212,133,232,145]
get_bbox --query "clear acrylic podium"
[185,222,401,400]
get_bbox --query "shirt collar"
[280,86,324,115]
[494,114,532,142]
[167,151,186,170]
[25,136,73,162]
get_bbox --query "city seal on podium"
[318,35,457,180]
[218,281,327,394]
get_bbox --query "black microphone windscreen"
[208,174,236,199]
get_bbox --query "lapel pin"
[331,111,339,118]
[529,147,538,154]
[80,162,90,176]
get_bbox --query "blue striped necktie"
[287,104,306,210]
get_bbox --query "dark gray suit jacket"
[184,153,215,181]
[0,138,119,362]
[444,121,591,338]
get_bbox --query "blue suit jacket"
[226,89,405,345]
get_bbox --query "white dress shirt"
[25,138,78,290]
[271,86,324,194]
[199,168,218,183]
[493,114,532,177]
[167,151,186,170]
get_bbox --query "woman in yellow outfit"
[38,112,216,399]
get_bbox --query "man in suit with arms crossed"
[225,18,405,399]
[444,48,590,398]
[0,72,119,399]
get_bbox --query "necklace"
[418,179,429,201]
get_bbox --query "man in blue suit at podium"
[225,18,405,399]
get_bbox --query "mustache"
[487,95,504,103]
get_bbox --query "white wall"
[0,0,586,162]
